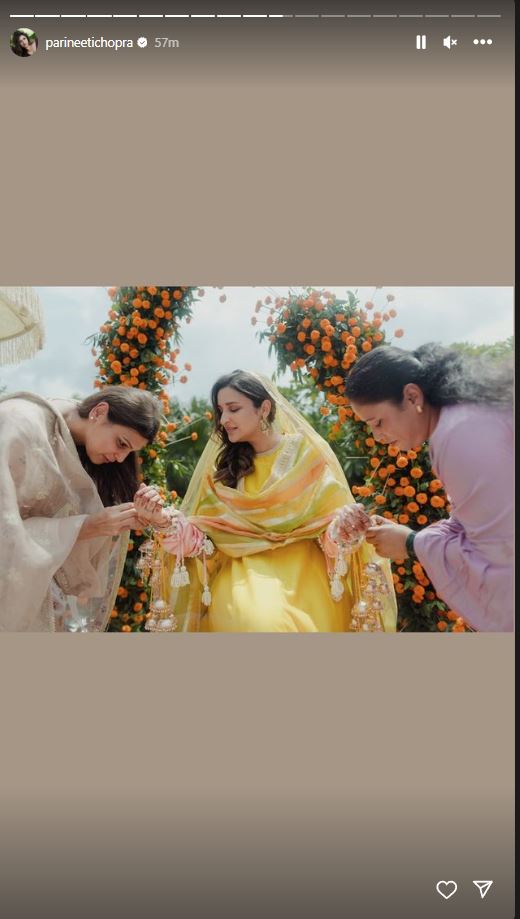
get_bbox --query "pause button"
[416,34,427,50]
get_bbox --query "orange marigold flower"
[396,456,408,468]
[398,514,410,524]
[403,485,416,498]
[121,625,132,633]
[277,323,287,334]
[407,502,420,513]
[375,494,386,505]
[365,437,375,448]
[110,360,122,374]
[416,493,428,504]
[394,329,404,338]
[137,333,148,345]
[410,467,423,479]
[436,621,448,631]
[429,479,443,492]
[361,340,372,352]
[191,432,198,441]
[416,515,428,525]
[431,495,446,508]
[133,602,143,612]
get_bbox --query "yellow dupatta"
[166,375,397,632]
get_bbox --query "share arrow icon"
[473,880,493,899]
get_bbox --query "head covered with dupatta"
[167,371,397,631]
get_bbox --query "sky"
[1,286,514,406]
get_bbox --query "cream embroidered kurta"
[0,392,127,631]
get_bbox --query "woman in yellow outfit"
[137,371,397,633]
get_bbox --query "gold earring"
[259,417,269,433]
[416,405,423,414]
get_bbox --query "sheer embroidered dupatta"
[0,392,128,631]
[167,375,397,633]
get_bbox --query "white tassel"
[171,560,183,588]
[180,564,190,587]
[202,587,212,606]
[330,578,344,601]
[336,555,348,577]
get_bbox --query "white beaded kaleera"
[320,504,390,630]
[151,506,215,611]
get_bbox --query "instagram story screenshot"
[0,2,515,918]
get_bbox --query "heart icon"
[436,880,458,900]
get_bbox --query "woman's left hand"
[365,517,413,560]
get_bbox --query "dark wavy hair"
[11,29,38,56]
[210,370,276,488]
[76,386,161,505]
[344,343,513,408]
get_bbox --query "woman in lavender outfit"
[344,343,514,632]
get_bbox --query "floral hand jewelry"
[320,503,372,601]
[319,503,390,631]
[160,509,214,606]
[135,508,214,631]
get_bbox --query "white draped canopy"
[0,286,45,366]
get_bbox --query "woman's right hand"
[78,503,139,540]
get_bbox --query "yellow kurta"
[206,442,350,632]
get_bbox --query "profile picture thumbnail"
[10,28,38,57]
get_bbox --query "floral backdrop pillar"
[90,285,200,632]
